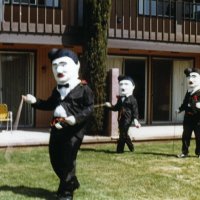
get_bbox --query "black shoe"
[57,177,80,197]
[128,146,134,152]
[58,196,73,200]
[58,192,73,200]
[177,153,188,158]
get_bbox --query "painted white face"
[52,56,79,84]
[119,80,135,97]
[187,72,200,90]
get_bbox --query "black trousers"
[182,117,200,155]
[49,128,82,194]
[117,127,133,153]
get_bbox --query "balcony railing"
[0,1,80,35]
[1,0,200,45]
[108,0,200,44]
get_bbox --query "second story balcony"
[109,0,200,44]
[0,0,83,45]
[1,0,200,46]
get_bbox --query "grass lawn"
[0,140,200,200]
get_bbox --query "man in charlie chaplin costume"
[105,75,141,153]
[176,68,200,158]
[23,48,94,199]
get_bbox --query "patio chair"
[0,104,13,132]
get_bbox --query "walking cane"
[5,97,24,161]
[172,112,178,154]
[94,103,107,108]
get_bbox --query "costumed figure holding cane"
[23,48,94,200]
[104,75,141,153]
[176,68,200,158]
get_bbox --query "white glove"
[134,119,141,128]
[104,102,112,108]
[65,116,76,126]
[22,94,36,104]
[175,109,180,114]
[54,122,63,129]
[196,102,200,109]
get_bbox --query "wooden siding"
[35,47,55,127]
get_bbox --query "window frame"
[183,2,200,21]
[138,0,175,18]
[4,0,60,8]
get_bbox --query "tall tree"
[83,0,111,133]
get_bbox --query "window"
[45,0,59,7]
[138,0,175,18]
[0,52,35,127]
[4,0,60,7]
[183,2,200,20]
[12,0,36,4]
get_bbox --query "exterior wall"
[35,46,55,127]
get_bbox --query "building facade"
[0,0,200,135]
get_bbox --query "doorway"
[151,58,193,123]
[124,59,146,122]
[0,52,34,127]
[151,59,172,122]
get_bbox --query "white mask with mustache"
[187,72,200,94]
[119,80,135,97]
[52,56,80,85]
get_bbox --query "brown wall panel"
[35,46,55,127]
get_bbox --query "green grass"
[0,140,200,200]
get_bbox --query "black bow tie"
[58,83,69,89]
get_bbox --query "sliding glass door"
[0,52,34,127]
[151,58,193,123]
[152,59,172,122]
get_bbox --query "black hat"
[118,75,135,85]
[48,48,79,64]
[184,68,200,77]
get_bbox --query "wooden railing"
[0,1,81,35]
[1,0,200,45]
[108,0,200,44]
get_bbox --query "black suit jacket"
[179,90,200,115]
[179,90,200,124]
[109,95,139,129]
[32,82,94,139]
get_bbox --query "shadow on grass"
[136,151,178,157]
[80,148,117,154]
[138,152,200,159]
[0,185,56,200]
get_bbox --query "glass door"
[0,52,34,127]
[151,58,194,123]
[152,59,172,122]
[124,58,146,122]
[172,60,193,123]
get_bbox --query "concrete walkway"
[0,125,185,148]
